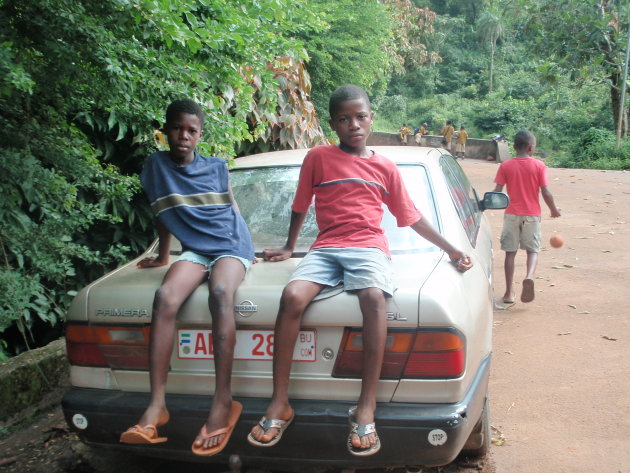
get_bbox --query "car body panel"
[63,355,489,469]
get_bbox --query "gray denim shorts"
[176,251,252,272]
[289,247,394,297]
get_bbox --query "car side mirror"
[479,191,509,211]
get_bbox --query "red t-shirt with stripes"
[292,145,422,255]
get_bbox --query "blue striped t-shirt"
[140,151,254,260]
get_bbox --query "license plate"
[177,329,316,362]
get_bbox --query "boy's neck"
[169,151,196,166]
[338,142,372,158]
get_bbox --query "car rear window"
[231,165,439,255]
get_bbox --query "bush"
[553,128,630,170]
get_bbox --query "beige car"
[63,146,508,471]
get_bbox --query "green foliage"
[298,0,396,121]
[553,128,630,170]
[0,0,323,358]
[373,95,408,130]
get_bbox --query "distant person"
[415,122,429,145]
[119,99,255,457]
[440,120,455,150]
[455,126,468,159]
[493,130,561,304]
[248,84,472,456]
[399,124,412,145]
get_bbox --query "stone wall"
[0,338,69,425]
[367,131,511,162]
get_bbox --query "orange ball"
[549,234,564,248]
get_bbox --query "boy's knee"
[208,283,229,304]
[279,285,311,313]
[358,287,386,307]
[152,286,181,320]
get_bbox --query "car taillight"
[332,328,465,379]
[65,323,150,370]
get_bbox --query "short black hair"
[513,130,536,151]
[329,85,371,118]
[165,99,205,127]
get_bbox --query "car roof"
[232,146,446,168]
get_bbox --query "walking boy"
[493,130,561,304]
[440,120,455,150]
[247,85,472,456]
[119,99,255,456]
[455,125,468,159]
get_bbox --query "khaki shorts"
[500,214,541,252]
[455,142,466,153]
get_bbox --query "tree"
[514,0,629,136]
[0,0,323,358]
[477,10,504,94]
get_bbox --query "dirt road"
[462,159,630,473]
[1,159,628,473]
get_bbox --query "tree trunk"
[611,71,627,138]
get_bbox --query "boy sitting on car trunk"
[119,99,254,457]
[247,84,473,456]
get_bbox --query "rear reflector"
[65,323,150,370]
[332,328,465,379]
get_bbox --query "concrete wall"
[367,131,511,162]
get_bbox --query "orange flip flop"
[120,424,167,444]
[191,400,243,456]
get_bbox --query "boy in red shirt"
[247,84,472,456]
[493,130,561,304]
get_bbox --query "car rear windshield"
[231,165,439,255]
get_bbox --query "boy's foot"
[521,278,535,303]
[247,405,295,447]
[192,400,242,456]
[347,406,381,456]
[120,407,170,444]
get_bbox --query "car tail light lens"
[65,323,150,370]
[332,328,465,379]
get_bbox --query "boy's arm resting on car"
[409,217,473,272]
[263,210,308,262]
[137,219,172,268]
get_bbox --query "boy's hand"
[550,208,561,218]
[449,252,473,273]
[137,256,169,269]
[262,246,293,262]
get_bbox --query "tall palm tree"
[477,11,504,94]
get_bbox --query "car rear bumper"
[62,355,490,470]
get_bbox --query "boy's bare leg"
[193,257,246,450]
[249,280,324,443]
[351,287,387,450]
[503,251,517,302]
[525,251,538,280]
[138,261,208,428]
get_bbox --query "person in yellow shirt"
[414,122,429,145]
[440,120,455,150]
[399,124,412,145]
[455,125,468,159]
